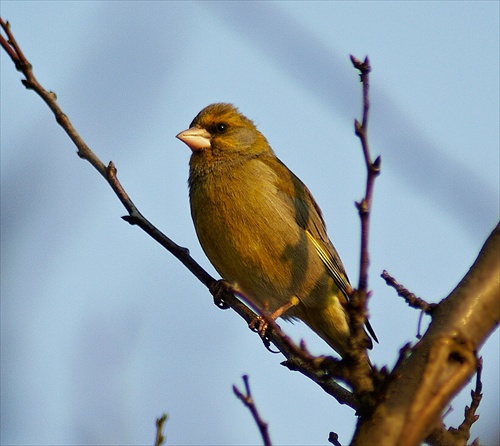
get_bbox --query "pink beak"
[176,127,211,151]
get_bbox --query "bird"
[176,103,376,360]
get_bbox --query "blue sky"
[1,2,498,445]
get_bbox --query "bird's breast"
[189,158,316,309]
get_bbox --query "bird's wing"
[264,157,352,300]
[261,156,378,344]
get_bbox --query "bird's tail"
[301,303,373,372]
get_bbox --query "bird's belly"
[190,186,329,314]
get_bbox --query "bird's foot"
[249,316,281,353]
[248,315,269,337]
[248,296,300,337]
[208,279,232,309]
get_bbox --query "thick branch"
[352,223,500,445]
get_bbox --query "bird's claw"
[209,279,231,310]
[249,316,280,353]
[249,315,268,336]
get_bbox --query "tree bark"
[352,223,499,445]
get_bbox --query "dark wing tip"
[366,319,379,344]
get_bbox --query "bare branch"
[451,357,483,444]
[345,55,381,394]
[233,375,272,446]
[426,359,483,446]
[1,18,108,176]
[0,17,364,410]
[352,224,500,445]
[1,19,27,68]
[328,431,343,446]
[154,414,168,446]
[350,54,381,292]
[381,270,437,314]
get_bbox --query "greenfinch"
[176,103,375,359]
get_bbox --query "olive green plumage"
[177,103,374,358]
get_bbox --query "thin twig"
[154,413,168,446]
[233,375,272,446]
[346,55,381,394]
[350,55,381,292]
[0,18,363,410]
[328,432,343,446]
[0,19,27,69]
[381,270,437,314]
[452,357,483,443]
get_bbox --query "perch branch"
[0,17,362,410]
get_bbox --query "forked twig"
[154,413,168,446]
[233,375,272,446]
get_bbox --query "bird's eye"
[215,123,227,133]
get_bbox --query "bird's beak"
[176,127,211,151]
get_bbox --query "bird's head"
[176,103,272,160]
